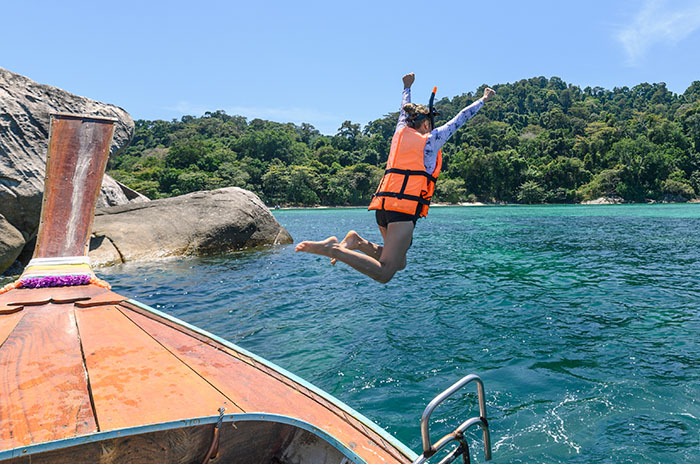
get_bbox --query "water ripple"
[98,205,700,463]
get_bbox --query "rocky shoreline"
[273,196,700,210]
[0,68,292,276]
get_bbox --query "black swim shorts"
[375,209,418,228]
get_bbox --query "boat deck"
[0,285,412,463]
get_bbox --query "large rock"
[99,176,149,208]
[0,214,24,272]
[0,67,137,257]
[89,187,293,266]
[581,195,626,205]
[661,193,689,203]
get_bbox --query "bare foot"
[331,230,361,265]
[295,236,338,258]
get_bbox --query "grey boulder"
[89,187,293,265]
[0,67,137,259]
[0,214,24,272]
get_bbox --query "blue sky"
[4,0,700,134]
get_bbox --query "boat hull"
[0,414,362,463]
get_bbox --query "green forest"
[108,76,700,206]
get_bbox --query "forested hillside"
[108,76,700,205]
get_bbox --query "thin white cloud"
[616,0,700,65]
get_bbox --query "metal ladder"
[411,374,491,464]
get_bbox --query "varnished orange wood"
[0,306,23,315]
[75,305,240,431]
[2,285,109,307]
[34,115,115,259]
[121,306,411,464]
[0,304,97,450]
[0,290,23,307]
[74,290,127,308]
[0,311,25,347]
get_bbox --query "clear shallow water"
[93,204,700,463]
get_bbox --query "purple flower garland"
[20,274,92,289]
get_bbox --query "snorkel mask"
[408,86,441,129]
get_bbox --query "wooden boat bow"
[0,114,419,463]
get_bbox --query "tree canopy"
[108,77,700,205]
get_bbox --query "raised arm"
[434,87,494,144]
[397,73,415,131]
[423,87,495,172]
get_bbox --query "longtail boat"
[0,114,491,463]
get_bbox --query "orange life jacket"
[368,126,442,218]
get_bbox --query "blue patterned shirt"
[397,87,484,173]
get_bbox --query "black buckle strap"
[373,191,431,205]
[385,168,437,184]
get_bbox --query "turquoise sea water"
[93,204,700,463]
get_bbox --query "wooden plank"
[0,289,28,307]
[1,285,108,307]
[33,115,115,259]
[0,311,25,347]
[74,290,127,308]
[75,305,239,431]
[121,306,410,464]
[0,304,97,450]
[0,306,23,316]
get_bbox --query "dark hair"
[403,103,431,129]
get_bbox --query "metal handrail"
[411,374,491,463]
